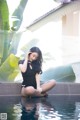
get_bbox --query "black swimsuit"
[18,60,41,89]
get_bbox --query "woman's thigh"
[21,86,37,96]
[21,87,26,96]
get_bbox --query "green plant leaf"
[11,0,28,31]
[1,31,12,64]
[0,32,4,64]
[41,65,76,82]
[0,0,9,30]
[8,32,22,55]
[0,54,19,81]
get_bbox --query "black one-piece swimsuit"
[18,60,40,89]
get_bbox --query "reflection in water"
[20,97,62,120]
[0,96,80,120]
[21,97,37,120]
[12,96,80,120]
[21,106,37,120]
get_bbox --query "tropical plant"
[11,0,28,31]
[0,0,9,30]
[41,64,75,82]
[0,0,10,64]
[0,0,29,81]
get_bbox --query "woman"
[18,47,56,97]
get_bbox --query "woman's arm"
[35,73,42,92]
[19,59,28,73]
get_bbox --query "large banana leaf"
[8,32,22,55]
[0,0,10,64]
[11,0,28,31]
[1,31,12,64]
[0,31,4,64]
[0,54,19,81]
[0,0,9,30]
[0,31,16,64]
[41,65,75,82]
[0,0,36,82]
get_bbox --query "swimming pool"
[0,95,80,120]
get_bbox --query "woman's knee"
[50,79,56,86]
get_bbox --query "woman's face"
[29,52,38,61]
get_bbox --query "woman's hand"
[37,87,42,93]
[26,52,31,60]
[25,52,31,60]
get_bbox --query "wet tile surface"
[0,95,80,120]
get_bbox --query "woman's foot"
[32,92,48,98]
[41,92,48,97]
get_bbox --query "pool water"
[0,95,80,120]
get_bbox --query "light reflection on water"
[13,97,62,120]
[0,96,80,120]
[12,96,80,120]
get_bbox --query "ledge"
[0,82,80,96]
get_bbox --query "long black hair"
[29,47,43,73]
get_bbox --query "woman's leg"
[41,80,56,93]
[33,80,56,97]
[21,80,56,97]
[21,86,40,97]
